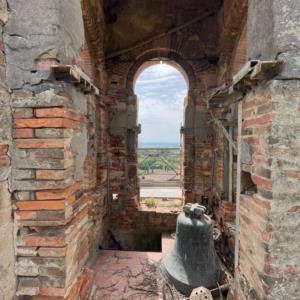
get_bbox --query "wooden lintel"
[52,65,100,96]
[209,86,243,108]
[232,60,258,86]
[209,60,282,108]
[250,61,283,81]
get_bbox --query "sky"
[135,63,187,146]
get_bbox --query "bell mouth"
[160,252,220,297]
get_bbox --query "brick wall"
[105,28,218,227]
[2,1,108,298]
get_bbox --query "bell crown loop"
[183,203,206,219]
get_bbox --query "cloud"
[135,64,187,144]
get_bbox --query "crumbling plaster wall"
[4,0,85,90]
[2,0,108,298]
[216,0,300,299]
[0,1,16,299]
[235,1,300,298]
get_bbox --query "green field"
[138,148,180,174]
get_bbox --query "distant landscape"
[138,145,180,176]
[139,142,180,149]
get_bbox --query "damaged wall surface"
[0,0,299,299]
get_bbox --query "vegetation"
[138,148,180,174]
[144,198,157,208]
[168,200,182,209]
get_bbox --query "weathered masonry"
[0,0,299,299]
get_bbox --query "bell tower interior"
[0,0,299,299]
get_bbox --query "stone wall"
[208,2,300,299]
[0,1,17,299]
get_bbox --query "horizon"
[135,64,187,145]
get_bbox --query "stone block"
[13,108,34,118]
[13,169,35,180]
[11,90,70,108]
[35,128,73,138]
[12,179,70,191]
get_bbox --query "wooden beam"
[52,65,100,96]
[208,60,282,107]
[232,60,258,85]
[234,101,243,270]
[209,86,244,108]
[250,60,283,81]
[228,127,233,203]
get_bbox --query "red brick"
[15,139,65,149]
[284,265,297,275]
[15,211,37,220]
[36,170,66,180]
[251,174,272,190]
[33,293,64,300]
[243,113,273,128]
[0,144,8,155]
[262,230,271,242]
[14,118,77,129]
[14,128,35,138]
[38,247,66,257]
[35,108,85,122]
[22,236,66,247]
[36,182,82,200]
[16,201,65,211]
[0,156,10,167]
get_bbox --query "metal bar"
[138,148,179,151]
[234,101,243,270]
[211,117,237,152]
[228,127,233,203]
[159,156,179,175]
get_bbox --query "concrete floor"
[140,187,182,198]
[93,234,175,300]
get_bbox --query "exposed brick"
[36,170,67,180]
[243,113,273,128]
[0,144,8,155]
[15,139,66,149]
[14,118,78,129]
[15,211,37,220]
[0,155,10,167]
[36,182,82,200]
[35,108,85,122]
[16,201,65,211]
[38,247,66,257]
[14,128,35,138]
[20,236,66,248]
[251,174,272,190]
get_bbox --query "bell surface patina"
[161,203,220,296]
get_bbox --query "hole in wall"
[241,171,257,196]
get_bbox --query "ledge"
[209,60,283,108]
[52,65,100,96]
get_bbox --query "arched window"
[135,63,188,148]
[135,62,187,209]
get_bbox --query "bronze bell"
[161,203,220,296]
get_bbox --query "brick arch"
[126,48,196,92]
